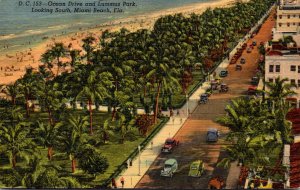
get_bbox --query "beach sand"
[0,0,242,85]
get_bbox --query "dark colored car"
[252,40,257,46]
[206,128,220,142]
[199,93,209,104]
[235,64,242,71]
[161,138,179,153]
[240,57,246,64]
[251,76,259,86]
[219,70,228,77]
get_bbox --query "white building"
[265,50,300,108]
[264,0,300,108]
[273,0,300,40]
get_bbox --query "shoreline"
[0,0,238,85]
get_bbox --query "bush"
[78,147,109,175]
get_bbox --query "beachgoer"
[111,178,117,188]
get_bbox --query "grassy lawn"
[0,108,164,187]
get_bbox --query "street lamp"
[138,145,141,176]
[186,93,189,118]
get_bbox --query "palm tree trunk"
[56,57,60,76]
[112,106,116,120]
[153,81,162,124]
[25,96,30,118]
[12,153,17,168]
[88,99,93,135]
[71,159,76,173]
[47,108,53,126]
[47,146,53,160]
[12,97,16,105]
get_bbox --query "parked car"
[188,160,204,177]
[247,85,257,95]
[199,93,209,104]
[219,70,228,77]
[235,64,242,71]
[247,47,252,53]
[161,158,178,177]
[240,57,246,64]
[206,128,220,142]
[251,76,259,85]
[161,138,179,153]
[219,83,229,93]
[252,40,257,46]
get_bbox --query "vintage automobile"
[206,128,220,142]
[211,80,219,90]
[188,160,205,177]
[251,76,259,86]
[199,93,209,104]
[208,176,226,189]
[240,57,246,64]
[161,138,179,153]
[246,47,252,53]
[235,64,242,71]
[219,70,228,77]
[161,158,178,177]
[219,83,229,93]
[247,85,257,95]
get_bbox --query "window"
[299,23,300,26]
[287,23,290,27]
[279,23,282,27]
[291,65,296,71]
[293,23,296,26]
[298,80,300,87]
[275,65,280,72]
[288,15,290,19]
[279,15,282,19]
[298,66,300,73]
[269,65,274,72]
[269,78,274,83]
[293,15,296,17]
[291,79,296,85]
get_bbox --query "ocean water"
[0,0,214,53]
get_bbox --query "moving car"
[219,83,229,93]
[247,85,257,96]
[161,159,178,177]
[247,47,252,53]
[219,70,228,77]
[235,64,242,71]
[188,160,204,177]
[206,128,220,142]
[240,57,246,64]
[161,138,179,153]
[199,93,209,104]
[251,76,259,86]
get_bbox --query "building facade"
[274,0,300,40]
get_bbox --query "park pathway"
[133,8,276,189]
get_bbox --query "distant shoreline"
[0,0,239,85]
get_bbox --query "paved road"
[135,9,276,189]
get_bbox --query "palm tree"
[22,157,81,188]
[2,83,19,105]
[56,130,87,173]
[265,77,297,108]
[77,70,113,135]
[49,43,67,76]
[66,114,89,136]
[16,68,39,118]
[82,36,96,64]
[36,81,66,126]
[35,121,61,160]
[0,122,36,168]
